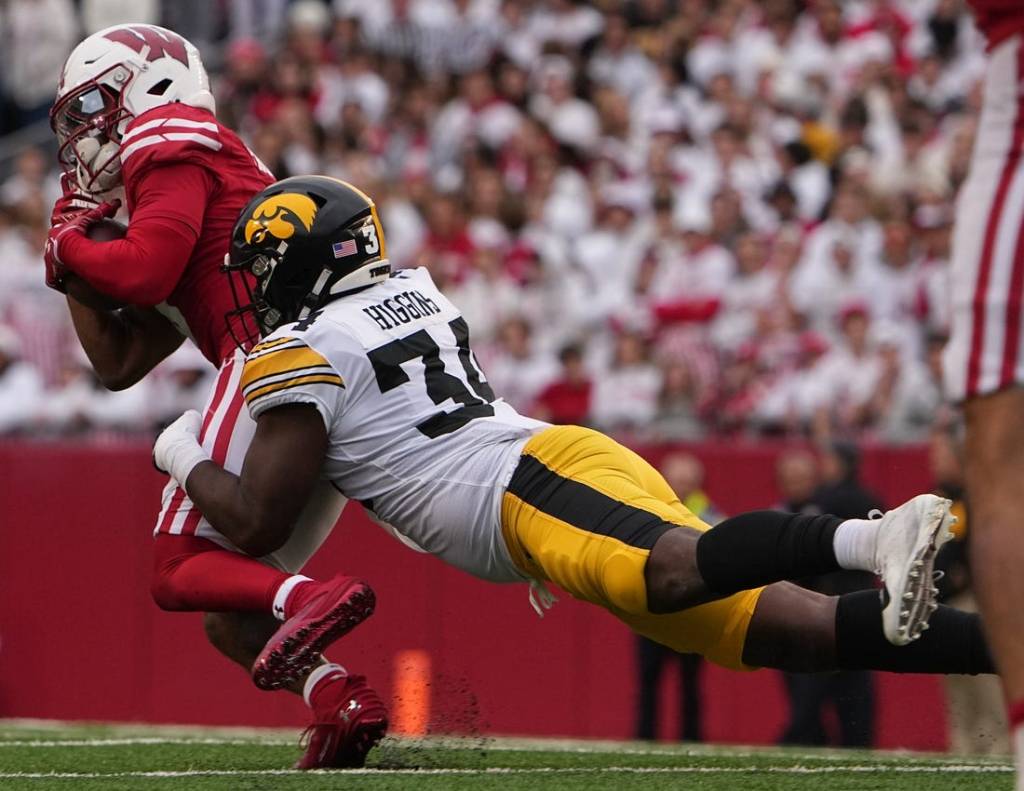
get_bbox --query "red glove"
[44,199,121,292]
[49,172,100,228]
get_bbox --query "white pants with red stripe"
[153,349,347,573]
[945,34,1024,401]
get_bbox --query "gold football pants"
[501,425,763,671]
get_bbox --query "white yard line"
[0,724,962,760]
[0,733,1010,768]
[0,721,1011,775]
[0,765,1014,780]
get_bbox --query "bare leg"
[741,582,993,675]
[741,583,837,671]
[644,527,708,612]
[203,612,322,696]
[964,388,1024,699]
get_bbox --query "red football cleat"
[253,575,375,691]
[296,673,388,769]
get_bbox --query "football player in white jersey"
[155,178,996,747]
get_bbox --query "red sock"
[303,663,349,709]
[283,578,322,618]
[151,534,290,613]
[1009,698,1024,730]
[280,573,368,619]
[1011,698,1024,782]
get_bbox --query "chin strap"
[295,260,393,320]
[297,266,334,320]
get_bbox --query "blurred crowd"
[0,0,982,439]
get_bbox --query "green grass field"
[0,720,1012,790]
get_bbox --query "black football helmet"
[224,175,391,347]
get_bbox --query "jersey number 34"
[368,317,496,438]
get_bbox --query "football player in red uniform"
[943,2,1024,784]
[44,24,386,767]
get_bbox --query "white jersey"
[239,267,548,582]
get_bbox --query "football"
[64,218,129,312]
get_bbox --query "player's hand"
[50,172,100,228]
[43,199,121,293]
[44,246,70,293]
[153,410,210,489]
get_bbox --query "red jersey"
[968,0,1024,49]
[62,103,274,364]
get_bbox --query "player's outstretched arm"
[154,404,328,556]
[67,297,184,390]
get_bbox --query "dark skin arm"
[66,297,185,391]
[184,403,328,557]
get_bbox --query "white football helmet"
[50,24,215,194]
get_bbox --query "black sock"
[695,511,843,595]
[835,590,994,674]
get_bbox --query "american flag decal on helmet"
[333,239,358,258]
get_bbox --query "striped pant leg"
[152,350,347,572]
[945,34,1024,401]
[153,350,252,543]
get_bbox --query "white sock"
[303,662,347,708]
[271,574,312,621]
[833,518,881,571]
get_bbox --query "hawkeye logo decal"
[245,194,319,245]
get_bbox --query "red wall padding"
[0,440,946,749]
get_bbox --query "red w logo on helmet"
[103,26,188,67]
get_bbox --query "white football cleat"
[872,494,956,646]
